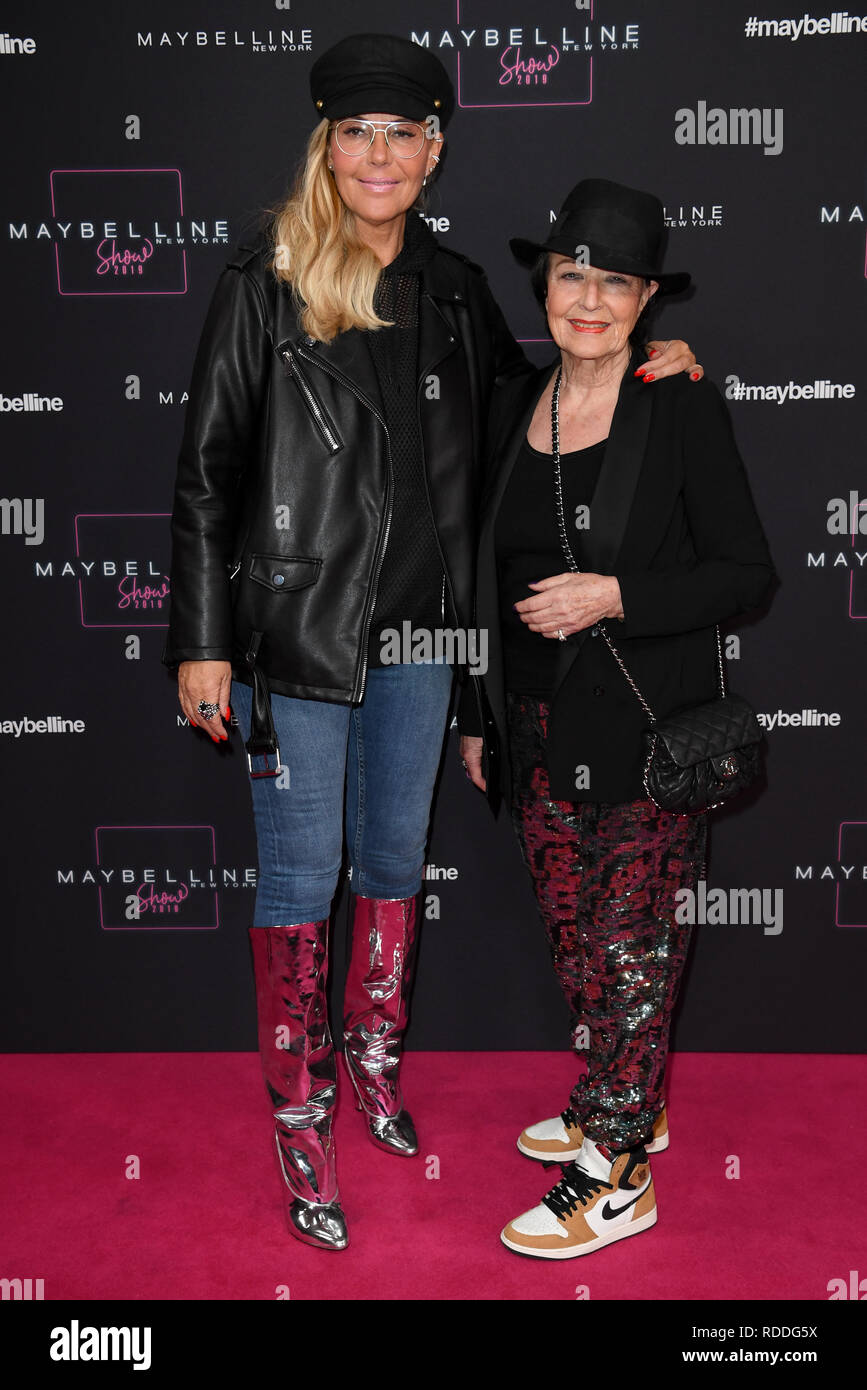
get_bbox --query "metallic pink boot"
[342,894,420,1156]
[248,923,348,1249]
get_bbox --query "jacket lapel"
[579,345,653,575]
[548,345,653,690]
[281,326,386,422]
[274,250,466,420]
[417,285,460,387]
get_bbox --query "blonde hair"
[262,119,431,343]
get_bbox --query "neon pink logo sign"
[73,513,171,628]
[836,824,867,928]
[454,0,599,109]
[94,826,220,931]
[49,168,188,295]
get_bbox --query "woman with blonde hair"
[163,33,700,1252]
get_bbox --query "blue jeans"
[231,662,455,923]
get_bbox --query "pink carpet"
[1,1052,862,1301]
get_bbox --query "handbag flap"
[652,694,762,768]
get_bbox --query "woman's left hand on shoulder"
[639,339,703,383]
[515,573,623,638]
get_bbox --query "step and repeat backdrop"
[1,3,864,1052]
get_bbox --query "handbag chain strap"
[550,363,727,727]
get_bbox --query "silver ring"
[557,629,566,642]
[196,700,220,720]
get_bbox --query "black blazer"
[459,345,777,809]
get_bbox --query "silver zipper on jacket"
[281,346,341,454]
[295,341,394,703]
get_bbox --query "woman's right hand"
[178,660,233,743]
[460,735,486,793]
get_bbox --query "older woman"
[164,35,700,1254]
[460,179,775,1260]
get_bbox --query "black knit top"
[365,213,448,669]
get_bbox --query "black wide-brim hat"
[310,32,455,126]
[510,178,690,295]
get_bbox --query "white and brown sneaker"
[501,1138,657,1259]
[517,1105,669,1162]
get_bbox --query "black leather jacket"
[162,229,532,760]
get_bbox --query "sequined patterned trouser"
[507,694,708,1154]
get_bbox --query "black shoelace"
[561,1106,581,1132]
[541,1162,612,1221]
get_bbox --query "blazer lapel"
[549,345,653,690]
[580,346,653,573]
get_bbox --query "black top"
[458,357,776,806]
[495,435,606,696]
[365,213,447,669]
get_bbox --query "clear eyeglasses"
[330,119,430,159]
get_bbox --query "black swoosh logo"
[600,1185,647,1222]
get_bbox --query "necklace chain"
[551,366,581,575]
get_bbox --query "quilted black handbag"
[597,625,763,815]
[548,363,762,815]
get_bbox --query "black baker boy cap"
[310,32,455,126]
[510,178,690,295]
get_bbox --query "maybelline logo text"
[1,716,85,737]
[664,204,723,228]
[0,33,35,55]
[744,13,867,39]
[725,375,855,404]
[1,393,63,413]
[36,558,170,610]
[136,29,312,53]
[413,23,639,55]
[758,709,841,729]
[58,866,257,888]
[8,219,228,246]
[794,863,867,880]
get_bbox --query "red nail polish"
[633,368,645,377]
[643,373,655,382]
[690,371,700,380]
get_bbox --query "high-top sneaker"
[517,1105,669,1162]
[501,1137,657,1259]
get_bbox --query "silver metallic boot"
[342,894,420,1157]
[248,922,348,1249]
